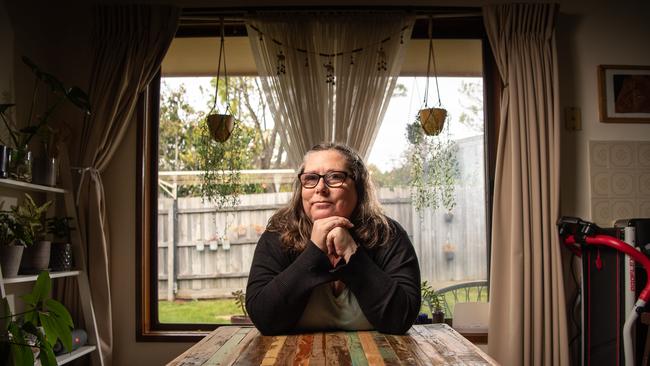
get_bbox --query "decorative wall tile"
[591,172,611,197]
[610,143,636,168]
[590,142,610,168]
[610,171,636,196]
[638,142,650,167]
[639,200,650,217]
[591,199,612,225]
[640,173,650,196]
[590,141,650,226]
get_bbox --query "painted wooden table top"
[167,324,498,365]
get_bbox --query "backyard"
[158,286,489,324]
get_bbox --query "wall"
[557,0,650,219]
[4,0,650,365]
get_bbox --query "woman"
[246,143,421,335]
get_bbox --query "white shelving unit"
[0,151,103,366]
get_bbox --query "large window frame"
[137,8,499,341]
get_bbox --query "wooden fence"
[158,136,487,300]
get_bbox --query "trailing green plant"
[0,56,91,150]
[10,194,52,247]
[406,118,459,215]
[197,118,258,209]
[231,289,248,317]
[0,271,73,366]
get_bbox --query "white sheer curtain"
[246,13,414,164]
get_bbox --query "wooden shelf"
[0,178,66,194]
[1,270,80,284]
[35,345,97,366]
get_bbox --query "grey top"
[296,283,374,331]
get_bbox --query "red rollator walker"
[558,217,650,366]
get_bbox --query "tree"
[158,82,204,171]
[211,77,287,170]
[457,80,484,134]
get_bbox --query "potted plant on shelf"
[0,56,90,183]
[11,194,52,274]
[0,271,73,366]
[0,207,23,277]
[230,289,252,325]
[46,217,75,271]
[421,281,445,323]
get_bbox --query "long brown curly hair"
[267,142,393,252]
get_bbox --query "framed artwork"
[598,65,650,123]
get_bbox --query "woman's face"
[301,150,358,221]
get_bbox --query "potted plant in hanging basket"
[418,107,448,136]
[206,112,235,143]
[442,242,456,261]
[205,18,235,143]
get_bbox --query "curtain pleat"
[484,4,568,366]
[246,13,414,164]
[73,5,179,365]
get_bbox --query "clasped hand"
[310,216,358,266]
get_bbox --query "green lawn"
[159,299,243,324]
[160,287,488,324]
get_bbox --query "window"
[137,11,497,340]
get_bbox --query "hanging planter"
[417,16,447,137]
[206,113,235,142]
[418,107,447,136]
[205,17,235,143]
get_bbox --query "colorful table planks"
[167,324,498,366]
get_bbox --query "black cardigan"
[245,219,421,335]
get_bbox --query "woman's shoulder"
[384,216,408,237]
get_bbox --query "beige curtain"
[484,4,568,366]
[246,13,413,164]
[75,5,179,365]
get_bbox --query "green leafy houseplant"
[10,194,52,247]
[0,57,90,182]
[0,271,73,366]
[0,57,91,150]
[421,281,445,323]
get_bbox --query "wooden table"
[167,324,498,365]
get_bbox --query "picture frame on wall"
[598,65,650,123]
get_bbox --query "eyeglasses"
[298,171,351,189]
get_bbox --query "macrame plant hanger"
[418,16,448,136]
[206,17,235,142]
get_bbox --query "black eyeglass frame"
[298,171,352,189]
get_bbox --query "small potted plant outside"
[230,290,252,325]
[0,56,90,183]
[442,243,456,261]
[46,217,75,271]
[0,271,74,366]
[12,194,53,274]
[421,281,445,323]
